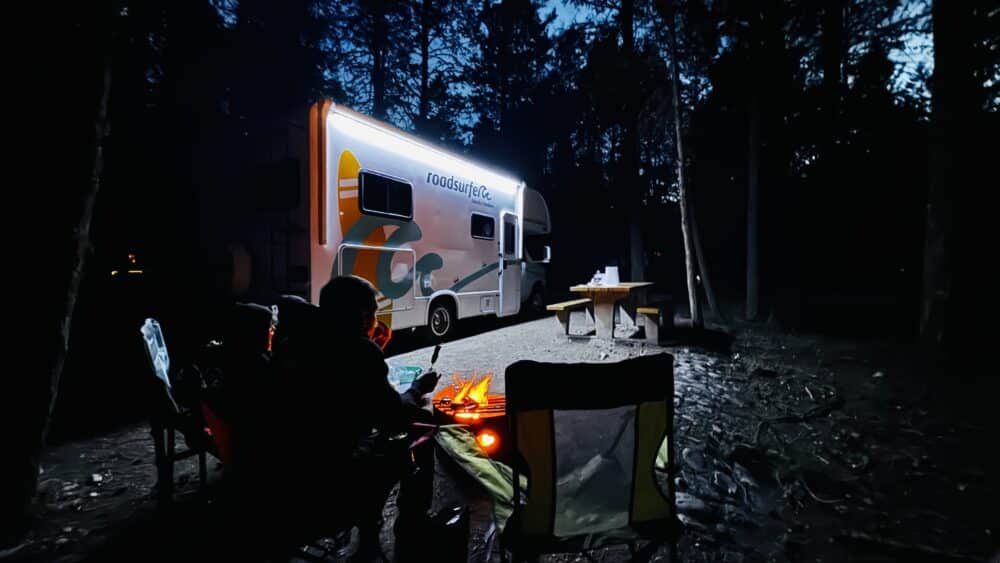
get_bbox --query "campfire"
[433,373,506,421]
[433,373,507,454]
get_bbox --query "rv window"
[471,214,495,240]
[360,171,413,220]
[503,222,516,255]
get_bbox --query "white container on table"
[603,266,619,285]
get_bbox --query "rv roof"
[327,102,523,196]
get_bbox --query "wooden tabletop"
[569,282,654,294]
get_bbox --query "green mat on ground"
[434,425,525,531]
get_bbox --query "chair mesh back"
[507,354,675,542]
[141,318,171,388]
[140,318,180,415]
[552,406,636,536]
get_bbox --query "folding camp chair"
[140,318,213,505]
[501,353,679,562]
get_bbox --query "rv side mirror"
[542,245,552,264]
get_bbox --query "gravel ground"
[387,313,659,394]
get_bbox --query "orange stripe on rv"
[338,149,388,293]
[337,149,394,326]
[309,103,318,244]
[309,100,333,245]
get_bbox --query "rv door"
[498,212,521,316]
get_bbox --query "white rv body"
[307,102,550,333]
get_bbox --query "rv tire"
[426,299,456,343]
[526,283,545,316]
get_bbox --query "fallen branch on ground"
[767,398,844,424]
[836,530,983,562]
[798,475,842,504]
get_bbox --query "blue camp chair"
[501,353,679,562]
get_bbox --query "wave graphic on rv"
[426,171,493,205]
[335,215,445,299]
[335,214,497,299]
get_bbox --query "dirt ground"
[7,314,998,562]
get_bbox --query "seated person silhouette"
[257,276,438,560]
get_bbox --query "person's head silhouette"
[319,275,378,338]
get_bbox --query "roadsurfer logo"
[426,171,493,204]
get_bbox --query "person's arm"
[400,371,439,412]
[360,342,434,431]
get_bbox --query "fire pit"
[433,373,508,458]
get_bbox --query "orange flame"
[452,373,491,407]
[469,375,492,406]
[437,373,493,407]
[452,376,475,404]
[434,372,504,424]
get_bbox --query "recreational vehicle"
[305,101,552,340]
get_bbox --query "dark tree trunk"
[821,0,845,147]
[622,0,634,53]
[667,2,701,328]
[818,0,844,287]
[7,58,112,540]
[621,0,645,281]
[692,207,726,325]
[497,6,510,134]
[920,0,976,367]
[371,3,388,119]
[746,92,760,320]
[418,0,431,130]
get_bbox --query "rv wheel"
[527,284,545,315]
[427,300,456,342]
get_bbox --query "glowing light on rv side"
[328,110,521,196]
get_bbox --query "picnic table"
[569,282,653,339]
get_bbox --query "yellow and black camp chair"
[501,354,679,562]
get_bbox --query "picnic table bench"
[546,298,593,335]
[637,297,674,344]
